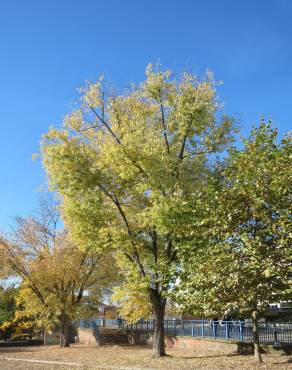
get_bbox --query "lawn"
[0,344,291,369]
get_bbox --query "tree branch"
[90,107,121,145]
[160,102,170,153]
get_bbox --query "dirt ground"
[0,344,291,370]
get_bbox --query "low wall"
[125,330,254,354]
[77,328,98,345]
[126,331,153,345]
[165,336,239,352]
[77,328,291,355]
[77,328,237,351]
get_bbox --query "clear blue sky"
[0,0,291,229]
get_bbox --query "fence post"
[182,320,184,335]
[212,321,216,339]
[174,319,176,336]
[225,321,229,339]
[239,321,243,342]
[192,321,194,337]
[201,320,204,337]
[273,323,278,345]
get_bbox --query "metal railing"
[75,318,292,345]
[123,320,292,344]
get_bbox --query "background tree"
[0,285,18,341]
[175,123,292,363]
[0,197,118,347]
[0,286,17,326]
[41,64,237,357]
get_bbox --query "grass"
[0,344,291,369]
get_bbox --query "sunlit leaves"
[41,64,237,322]
[175,122,291,317]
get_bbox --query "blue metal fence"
[75,318,292,345]
[123,320,292,345]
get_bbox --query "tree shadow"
[165,353,242,360]
[0,347,36,354]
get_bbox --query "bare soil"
[0,344,291,369]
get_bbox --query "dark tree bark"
[150,289,167,358]
[252,310,262,363]
[60,313,70,348]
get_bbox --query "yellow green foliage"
[41,64,237,332]
[113,281,152,324]
[0,197,118,333]
[175,123,292,317]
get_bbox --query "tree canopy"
[174,123,292,362]
[41,64,237,356]
[0,197,117,347]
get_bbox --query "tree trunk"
[60,313,70,348]
[43,330,47,345]
[252,310,262,363]
[150,289,166,358]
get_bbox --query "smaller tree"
[0,197,118,347]
[175,123,292,363]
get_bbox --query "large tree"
[175,123,292,363]
[41,64,237,356]
[0,197,117,347]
